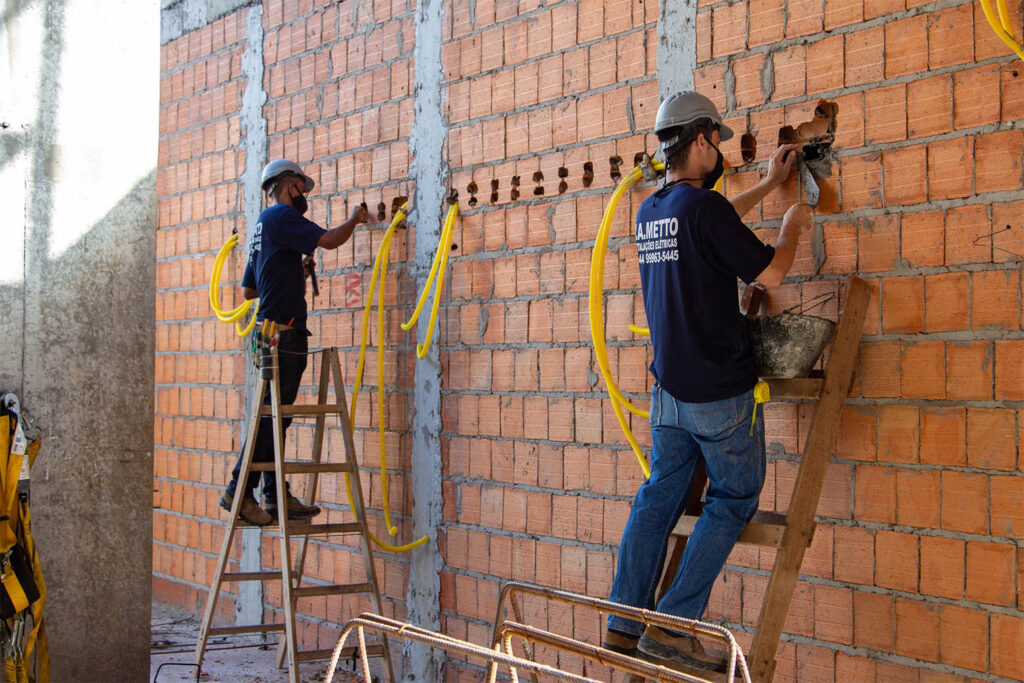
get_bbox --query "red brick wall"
[156,0,1024,679]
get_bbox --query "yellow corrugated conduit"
[351,202,429,552]
[589,163,665,479]
[401,200,460,358]
[590,160,729,477]
[208,231,260,336]
[979,0,1024,61]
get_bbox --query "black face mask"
[703,141,724,190]
[290,189,309,214]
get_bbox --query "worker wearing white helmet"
[221,159,368,526]
[604,92,809,671]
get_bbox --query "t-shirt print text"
[249,221,263,261]
[636,216,679,264]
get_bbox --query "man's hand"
[765,144,801,188]
[303,255,316,277]
[350,202,369,225]
[755,202,812,288]
[319,202,369,250]
[782,202,812,234]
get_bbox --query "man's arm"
[729,144,800,219]
[242,286,258,299]
[756,203,811,288]
[318,203,369,250]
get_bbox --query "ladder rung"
[293,582,374,599]
[222,571,283,582]
[260,404,342,416]
[765,377,824,400]
[250,461,354,474]
[673,511,792,548]
[296,644,385,663]
[209,623,285,636]
[285,522,363,536]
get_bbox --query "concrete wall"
[156,0,1024,681]
[0,0,157,679]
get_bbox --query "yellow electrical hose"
[400,201,459,358]
[349,204,429,553]
[209,232,260,336]
[589,164,663,478]
[979,0,1024,60]
[590,161,728,477]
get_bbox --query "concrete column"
[236,1,268,630]
[404,0,447,679]
[657,0,698,98]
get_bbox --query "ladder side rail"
[276,348,333,669]
[268,343,301,683]
[329,349,395,683]
[194,372,269,666]
[747,276,870,681]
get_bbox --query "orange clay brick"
[864,84,907,144]
[853,591,894,651]
[884,15,927,78]
[924,272,969,332]
[967,407,1017,471]
[940,470,988,535]
[920,406,966,466]
[920,536,965,600]
[881,275,923,333]
[953,65,1002,129]
[854,464,896,523]
[966,541,1017,607]
[928,136,973,200]
[975,129,1024,194]
[946,341,993,401]
[900,339,946,399]
[990,613,1024,680]
[895,598,940,663]
[973,269,1021,330]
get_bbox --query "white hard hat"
[261,159,315,193]
[654,92,734,141]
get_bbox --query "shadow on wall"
[0,170,157,682]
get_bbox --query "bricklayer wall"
[156,0,1024,679]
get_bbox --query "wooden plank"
[296,644,385,663]
[293,582,374,599]
[221,571,282,582]
[250,461,353,474]
[261,404,340,416]
[748,277,870,682]
[765,377,823,400]
[209,624,285,636]
[672,510,792,549]
[283,522,362,536]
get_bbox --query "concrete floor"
[150,604,363,683]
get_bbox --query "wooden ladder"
[194,343,394,683]
[660,275,870,682]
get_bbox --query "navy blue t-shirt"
[635,183,774,403]
[242,203,326,332]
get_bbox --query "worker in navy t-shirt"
[604,92,811,671]
[221,159,368,526]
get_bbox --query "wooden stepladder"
[194,341,394,683]
[661,276,870,682]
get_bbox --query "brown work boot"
[220,491,272,526]
[602,628,640,656]
[637,625,727,673]
[265,493,321,520]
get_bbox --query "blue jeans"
[607,385,766,636]
[226,329,308,504]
